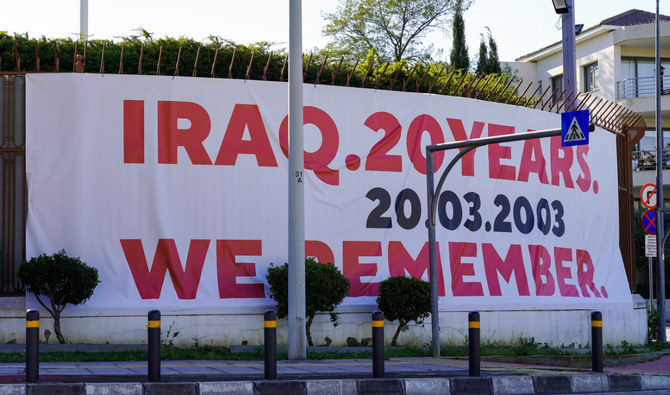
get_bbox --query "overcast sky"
[2,1,669,62]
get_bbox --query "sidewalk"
[0,353,669,394]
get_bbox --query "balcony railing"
[632,149,670,171]
[617,75,670,100]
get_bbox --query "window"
[621,57,670,98]
[550,74,563,103]
[584,62,599,92]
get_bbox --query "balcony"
[617,75,670,100]
[633,149,670,171]
[632,149,670,199]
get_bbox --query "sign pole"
[288,0,306,360]
[650,257,654,310]
[654,0,666,344]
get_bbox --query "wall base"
[0,295,648,347]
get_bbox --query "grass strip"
[0,342,664,363]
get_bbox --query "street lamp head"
[552,0,569,14]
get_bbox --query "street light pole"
[80,0,88,39]
[561,0,577,110]
[288,0,307,360]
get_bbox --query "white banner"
[25,74,632,314]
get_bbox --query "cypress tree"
[487,28,502,74]
[450,0,469,71]
[476,35,488,73]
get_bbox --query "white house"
[509,9,670,197]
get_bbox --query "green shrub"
[17,250,100,344]
[377,275,431,346]
[266,258,350,346]
[648,308,660,344]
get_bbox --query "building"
[509,9,670,294]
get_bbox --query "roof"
[515,9,670,61]
[601,9,670,26]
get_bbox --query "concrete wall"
[0,295,648,348]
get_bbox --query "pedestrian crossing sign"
[561,109,589,147]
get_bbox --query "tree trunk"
[53,310,66,344]
[306,315,314,346]
[392,322,406,346]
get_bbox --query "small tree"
[475,34,488,74]
[266,258,351,346]
[376,275,430,346]
[449,0,469,71]
[17,250,100,344]
[486,28,502,74]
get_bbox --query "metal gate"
[0,73,26,295]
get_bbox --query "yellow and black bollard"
[264,310,277,380]
[591,311,603,372]
[26,310,39,383]
[372,310,384,378]
[468,311,480,377]
[148,310,161,382]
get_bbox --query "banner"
[25,74,632,314]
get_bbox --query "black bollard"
[468,311,480,377]
[372,310,384,378]
[264,310,277,380]
[26,310,39,383]
[591,311,603,372]
[148,310,161,382]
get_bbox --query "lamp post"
[552,0,577,110]
[80,0,88,39]
[288,0,307,360]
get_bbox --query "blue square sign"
[561,109,589,147]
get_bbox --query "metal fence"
[0,42,648,296]
[0,74,26,295]
[617,75,670,100]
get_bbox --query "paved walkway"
[0,350,669,393]
[0,354,666,380]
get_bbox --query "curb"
[481,350,670,368]
[3,373,669,394]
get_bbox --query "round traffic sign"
[642,209,657,234]
[641,183,657,209]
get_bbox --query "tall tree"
[323,0,471,62]
[449,0,469,71]
[476,34,488,73]
[486,27,502,74]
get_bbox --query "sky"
[2,1,669,62]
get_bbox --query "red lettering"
[217,240,264,299]
[446,118,485,177]
[157,101,212,165]
[576,249,601,297]
[448,242,483,296]
[518,137,549,184]
[364,112,403,172]
[528,245,555,296]
[121,239,209,299]
[123,100,144,163]
[575,145,591,192]
[306,240,335,264]
[482,243,529,296]
[406,115,445,174]
[550,136,574,188]
[343,241,381,296]
[554,247,579,297]
[214,104,278,167]
[279,106,340,185]
[487,124,516,180]
[388,242,445,296]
